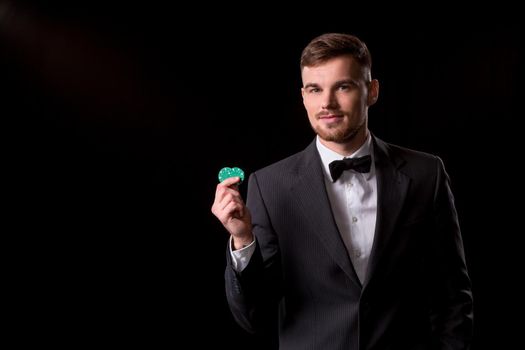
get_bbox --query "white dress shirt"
[316,134,377,284]
[231,134,377,284]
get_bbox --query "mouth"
[318,114,344,123]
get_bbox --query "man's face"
[301,55,378,145]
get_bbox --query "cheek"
[340,96,362,112]
[303,100,317,114]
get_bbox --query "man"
[212,33,473,349]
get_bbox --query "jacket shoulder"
[254,140,316,176]
[379,139,446,179]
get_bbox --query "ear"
[367,79,379,106]
[301,87,305,100]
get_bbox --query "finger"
[215,182,243,202]
[223,201,244,221]
[213,200,241,224]
[219,176,241,188]
[219,192,244,212]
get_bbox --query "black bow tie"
[329,155,372,182]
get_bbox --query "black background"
[2,2,523,348]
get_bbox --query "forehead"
[301,55,368,83]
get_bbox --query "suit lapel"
[291,141,362,288]
[363,137,410,289]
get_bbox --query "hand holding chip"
[212,166,253,249]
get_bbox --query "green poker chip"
[218,167,245,184]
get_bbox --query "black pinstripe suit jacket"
[225,135,473,350]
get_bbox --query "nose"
[321,91,338,109]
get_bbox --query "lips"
[318,114,343,122]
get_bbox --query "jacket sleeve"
[429,156,474,349]
[224,172,283,335]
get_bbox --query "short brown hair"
[300,33,372,71]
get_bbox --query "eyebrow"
[303,83,320,89]
[303,79,357,89]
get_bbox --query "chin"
[317,126,353,143]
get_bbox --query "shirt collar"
[316,133,375,181]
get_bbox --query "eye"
[306,87,321,93]
[338,84,351,91]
